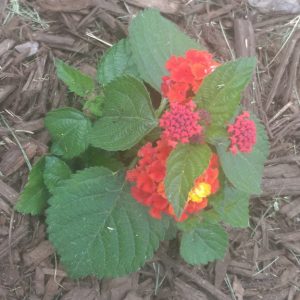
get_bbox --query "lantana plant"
[15,10,269,278]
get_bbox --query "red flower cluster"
[159,102,202,147]
[177,153,220,221]
[227,111,256,155]
[161,50,219,103]
[126,141,220,221]
[127,50,223,222]
[126,139,173,219]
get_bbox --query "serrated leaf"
[165,144,211,217]
[211,185,249,228]
[15,157,49,215]
[97,39,139,85]
[129,9,203,91]
[195,58,256,142]
[45,108,92,159]
[56,60,95,97]
[44,156,72,193]
[83,95,104,117]
[46,167,169,278]
[217,116,269,195]
[89,76,157,151]
[180,220,228,265]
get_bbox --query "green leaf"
[201,209,222,223]
[56,60,95,97]
[89,76,157,151]
[46,167,169,278]
[211,185,249,228]
[44,156,72,193]
[97,39,139,85]
[45,108,92,159]
[15,157,49,215]
[180,220,228,265]
[165,144,211,217]
[176,216,200,232]
[217,116,269,195]
[83,147,123,172]
[164,220,178,241]
[83,95,104,117]
[129,9,203,91]
[195,58,256,143]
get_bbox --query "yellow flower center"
[188,182,211,203]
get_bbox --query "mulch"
[0,0,300,299]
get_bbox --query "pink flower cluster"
[159,102,202,147]
[227,111,256,155]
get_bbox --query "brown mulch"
[0,0,300,299]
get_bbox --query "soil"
[0,0,300,299]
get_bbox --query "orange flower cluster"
[127,49,222,221]
[126,143,220,221]
[161,50,219,104]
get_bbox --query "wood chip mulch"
[0,0,299,299]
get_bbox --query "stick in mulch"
[199,4,238,23]
[233,17,273,138]
[265,31,300,112]
[159,253,232,300]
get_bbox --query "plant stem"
[155,98,168,118]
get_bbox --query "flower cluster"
[161,50,219,104]
[127,49,257,222]
[227,111,256,155]
[126,143,220,221]
[127,49,223,221]
[159,102,202,146]
[126,139,172,219]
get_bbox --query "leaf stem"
[155,98,168,118]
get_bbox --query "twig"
[252,257,279,276]
[159,253,232,300]
[85,31,112,47]
[265,15,300,69]
[0,113,32,171]
[8,210,15,266]
[219,20,235,60]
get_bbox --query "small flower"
[159,101,202,146]
[161,50,219,103]
[227,112,256,155]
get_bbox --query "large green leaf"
[97,39,139,85]
[195,58,256,142]
[15,157,49,215]
[129,9,203,91]
[43,156,72,193]
[211,185,249,228]
[56,60,95,97]
[180,220,228,265]
[165,144,211,217]
[89,76,157,151]
[45,108,92,159]
[217,116,269,195]
[46,167,169,278]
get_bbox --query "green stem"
[155,98,169,118]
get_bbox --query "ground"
[0,0,300,299]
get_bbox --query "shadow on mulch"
[0,0,300,299]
